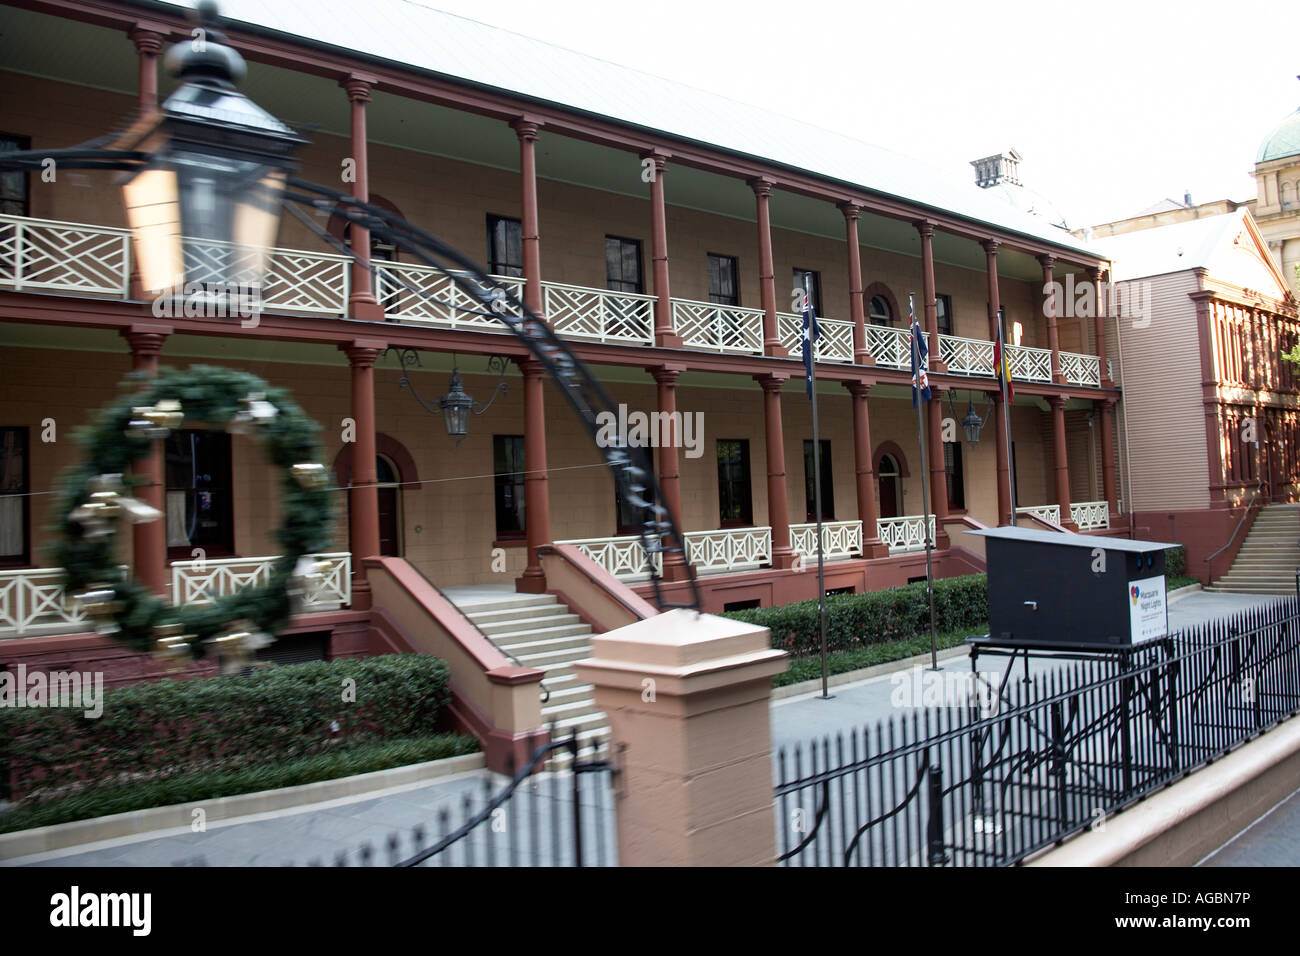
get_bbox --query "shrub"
[724,574,988,658]
[0,654,451,802]
[1164,546,1186,578]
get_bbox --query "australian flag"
[909,299,931,407]
[801,293,818,399]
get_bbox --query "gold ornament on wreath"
[54,365,334,662]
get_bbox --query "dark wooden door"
[377,486,400,556]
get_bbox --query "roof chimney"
[1183,190,1193,206]
[971,149,1023,188]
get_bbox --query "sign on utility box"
[966,526,1177,647]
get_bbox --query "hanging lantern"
[961,400,985,444]
[438,368,474,440]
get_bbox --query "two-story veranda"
[0,1,1126,726]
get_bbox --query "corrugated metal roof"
[157,0,1102,259]
[1089,212,1243,280]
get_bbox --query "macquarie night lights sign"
[1129,575,1168,642]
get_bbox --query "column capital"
[1037,253,1057,271]
[1085,265,1103,281]
[837,200,863,220]
[843,380,872,399]
[754,372,789,393]
[748,177,775,198]
[128,23,166,55]
[510,117,543,141]
[340,73,379,102]
[639,148,670,166]
[120,323,172,357]
[651,364,685,386]
[515,356,546,378]
[1100,395,1119,411]
[1048,394,1068,412]
[340,338,386,367]
[981,238,1000,256]
[914,219,936,239]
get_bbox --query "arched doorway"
[878,454,901,518]
[376,454,402,557]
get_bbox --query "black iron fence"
[775,594,1300,866]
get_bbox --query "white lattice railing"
[685,527,772,571]
[1060,350,1101,387]
[778,313,855,363]
[939,334,996,376]
[1069,500,1110,530]
[376,262,524,330]
[864,324,912,369]
[554,536,660,578]
[0,214,131,298]
[672,298,765,354]
[789,520,863,560]
[1017,504,1062,526]
[0,565,127,637]
[876,514,936,554]
[170,553,352,609]
[543,281,655,345]
[184,237,351,316]
[1005,344,1053,382]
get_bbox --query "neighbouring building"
[1245,95,1300,301]
[0,0,1124,761]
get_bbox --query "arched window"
[376,454,403,557]
[877,454,901,519]
[869,295,893,327]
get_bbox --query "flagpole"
[910,293,940,672]
[998,307,1018,523]
[812,360,829,699]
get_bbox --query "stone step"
[516,645,593,669]
[497,632,593,657]
[454,594,558,615]
[465,604,572,627]
[480,614,584,638]
[541,697,603,722]
[492,623,593,647]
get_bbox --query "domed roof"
[1257,106,1300,164]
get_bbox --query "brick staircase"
[1208,502,1300,594]
[453,592,608,766]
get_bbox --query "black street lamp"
[961,399,985,444]
[112,0,304,298]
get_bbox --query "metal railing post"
[926,754,948,865]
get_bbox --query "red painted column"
[121,324,171,596]
[342,339,386,610]
[845,382,890,557]
[1088,266,1113,386]
[517,359,552,593]
[644,152,682,348]
[916,221,948,521]
[840,202,870,365]
[984,240,1011,525]
[652,365,691,580]
[750,179,787,358]
[755,374,797,569]
[342,74,383,320]
[1040,255,1064,384]
[511,118,544,316]
[129,25,164,110]
[1049,395,1077,530]
[1099,397,1118,512]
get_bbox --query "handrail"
[1203,486,1265,585]
[537,544,654,621]
[401,559,551,705]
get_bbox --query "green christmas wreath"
[51,364,335,660]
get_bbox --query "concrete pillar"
[750,178,787,358]
[840,202,870,365]
[983,239,1001,340]
[643,151,682,348]
[756,373,797,569]
[575,608,787,866]
[511,118,544,316]
[1049,395,1078,530]
[1040,255,1064,384]
[517,359,552,593]
[1089,266,1113,386]
[1100,397,1118,512]
[845,382,890,556]
[129,25,164,111]
[652,364,691,580]
[342,74,383,320]
[121,324,171,597]
[342,339,386,609]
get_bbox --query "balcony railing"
[672,298,765,354]
[876,514,936,554]
[1069,500,1111,530]
[1005,344,1053,383]
[778,313,855,363]
[940,334,996,376]
[170,553,352,610]
[865,324,911,369]
[1016,504,1062,525]
[0,213,1118,388]
[789,520,863,560]
[556,526,773,578]
[553,535,660,578]
[0,565,127,637]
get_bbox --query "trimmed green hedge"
[724,574,988,658]
[0,655,452,802]
[1165,546,1187,578]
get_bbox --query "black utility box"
[965,526,1177,646]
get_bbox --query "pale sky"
[413,0,1298,229]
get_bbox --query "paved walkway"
[1199,786,1300,866]
[4,588,1286,867]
